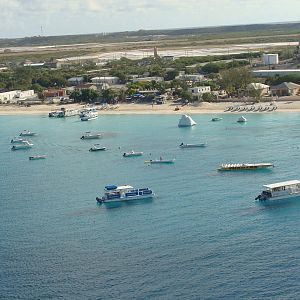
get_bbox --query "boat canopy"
[263,180,300,189]
[105,185,118,190]
[105,185,133,191]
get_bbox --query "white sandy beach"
[1,101,300,116]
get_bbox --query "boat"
[211,117,223,121]
[11,137,30,144]
[89,144,106,151]
[179,142,207,148]
[19,130,37,136]
[255,180,300,201]
[80,132,102,139]
[48,111,64,118]
[29,155,47,160]
[96,185,155,204]
[237,116,247,123]
[80,111,98,121]
[11,141,33,150]
[218,163,273,171]
[145,158,175,164]
[178,115,196,127]
[79,107,97,117]
[123,151,143,157]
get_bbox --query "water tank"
[263,54,279,65]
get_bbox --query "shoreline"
[1,102,300,116]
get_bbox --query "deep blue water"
[1,113,300,299]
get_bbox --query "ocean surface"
[1,113,300,299]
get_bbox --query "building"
[76,83,98,91]
[253,69,300,78]
[175,74,205,82]
[270,82,300,97]
[246,83,270,96]
[43,89,67,98]
[91,76,119,85]
[67,77,84,86]
[189,86,211,100]
[132,76,164,83]
[0,90,35,103]
[262,54,279,65]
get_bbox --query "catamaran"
[255,180,300,201]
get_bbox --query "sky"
[0,0,300,38]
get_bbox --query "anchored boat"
[89,144,106,151]
[96,185,155,204]
[11,137,31,144]
[255,180,300,201]
[123,151,143,157]
[29,155,47,160]
[179,142,207,148]
[211,117,223,121]
[19,130,37,136]
[145,158,175,164]
[80,111,98,121]
[81,132,102,139]
[237,116,247,123]
[218,163,273,171]
[11,141,33,150]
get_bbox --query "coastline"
[1,101,300,116]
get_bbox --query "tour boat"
[96,185,155,204]
[145,158,175,164]
[218,163,273,171]
[237,116,247,123]
[178,115,197,127]
[89,144,106,151]
[19,130,37,136]
[81,132,102,139]
[80,111,98,121]
[211,117,223,121]
[123,151,143,157]
[11,141,33,150]
[255,180,300,201]
[179,142,207,148]
[11,137,30,144]
[29,155,47,160]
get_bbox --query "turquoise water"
[1,113,300,299]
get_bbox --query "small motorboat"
[81,132,102,139]
[123,151,143,157]
[11,141,33,150]
[80,111,98,121]
[237,116,247,123]
[211,117,223,122]
[218,163,274,171]
[19,130,37,136]
[29,155,47,160]
[145,158,175,164]
[11,137,31,144]
[89,144,106,152]
[179,143,207,148]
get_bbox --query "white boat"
[96,185,155,204]
[29,155,47,160]
[145,158,175,164]
[123,151,143,157]
[19,130,37,136]
[48,111,64,118]
[178,115,197,127]
[218,163,273,171]
[237,116,247,123]
[89,144,106,151]
[81,132,102,139]
[255,180,300,201]
[11,141,33,150]
[11,137,30,144]
[179,142,207,148]
[79,107,97,117]
[80,111,98,121]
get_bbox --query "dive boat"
[145,158,175,164]
[29,155,47,160]
[11,137,30,144]
[89,144,106,151]
[123,151,143,157]
[19,130,37,136]
[80,111,98,121]
[96,185,155,204]
[81,132,102,139]
[255,180,300,201]
[211,117,223,121]
[179,142,207,148]
[237,116,247,123]
[11,141,33,150]
[218,163,273,171]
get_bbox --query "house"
[270,82,300,97]
[189,86,211,100]
[76,83,98,91]
[67,77,84,86]
[253,69,300,78]
[132,76,164,83]
[175,74,205,82]
[91,76,119,85]
[0,90,35,103]
[43,89,67,99]
[246,83,270,96]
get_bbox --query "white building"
[175,74,205,82]
[91,76,119,85]
[253,69,300,78]
[189,86,211,100]
[0,90,35,103]
[263,54,279,65]
[132,76,164,83]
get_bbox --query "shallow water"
[1,113,300,299]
